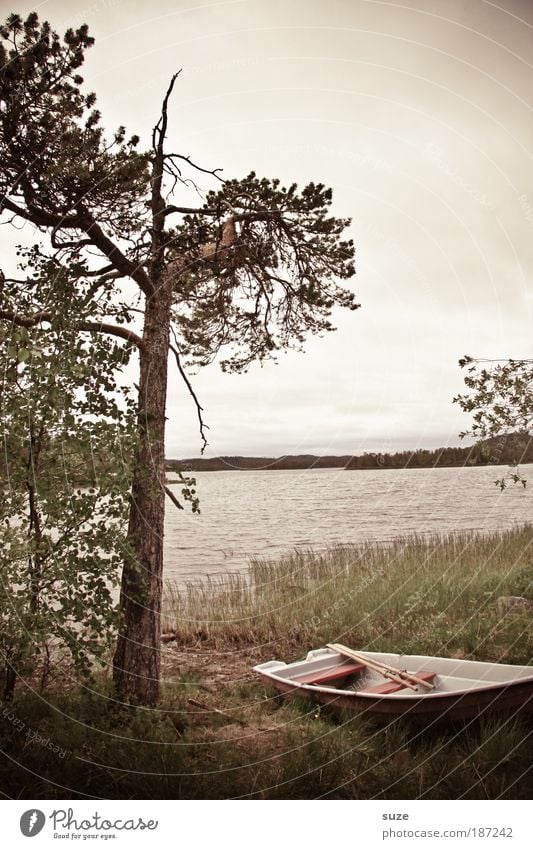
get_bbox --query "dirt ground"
[160,641,278,688]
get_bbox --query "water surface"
[164,464,533,583]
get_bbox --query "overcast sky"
[5,0,533,457]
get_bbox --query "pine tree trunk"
[113,274,173,706]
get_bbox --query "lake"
[164,463,533,583]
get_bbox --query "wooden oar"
[330,643,435,691]
[327,643,418,691]
[328,643,435,691]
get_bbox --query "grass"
[1,525,532,799]
[164,525,533,663]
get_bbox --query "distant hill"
[166,433,533,473]
[167,454,354,472]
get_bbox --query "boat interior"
[255,648,533,698]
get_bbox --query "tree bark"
[112,272,174,705]
[1,663,16,702]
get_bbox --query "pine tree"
[0,13,358,704]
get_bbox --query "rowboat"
[253,645,533,720]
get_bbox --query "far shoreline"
[166,434,533,474]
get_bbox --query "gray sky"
[4,0,533,457]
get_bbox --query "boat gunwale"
[253,650,533,701]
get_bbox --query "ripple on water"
[164,464,533,583]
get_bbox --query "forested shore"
[168,433,533,473]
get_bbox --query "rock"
[496,596,533,615]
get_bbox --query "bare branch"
[162,205,220,218]
[152,70,181,158]
[162,206,283,224]
[0,194,80,228]
[164,152,224,182]
[169,336,209,454]
[84,263,116,277]
[163,157,204,199]
[78,210,154,298]
[164,485,184,511]
[80,321,144,348]
[149,71,182,280]
[0,309,144,349]
[51,224,92,251]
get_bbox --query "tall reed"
[164,526,533,661]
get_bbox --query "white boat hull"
[254,648,533,720]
